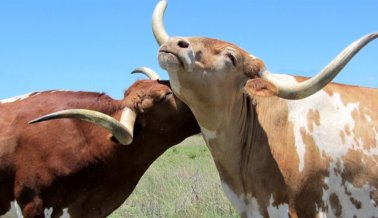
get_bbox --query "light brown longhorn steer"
[152,0,378,217]
[0,68,200,218]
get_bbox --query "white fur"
[277,74,365,171]
[317,211,327,218]
[42,207,71,218]
[221,182,264,218]
[2,202,71,218]
[0,90,73,104]
[221,182,247,214]
[44,207,53,218]
[60,208,70,218]
[267,195,289,218]
[15,201,23,218]
[200,126,217,143]
[246,196,263,218]
[365,113,373,123]
[48,90,71,93]
[320,163,378,216]
[249,54,258,59]
[276,74,378,215]
[0,92,39,104]
[289,90,359,171]
[2,201,23,218]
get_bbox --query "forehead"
[189,37,248,55]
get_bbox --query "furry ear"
[243,78,278,97]
[243,58,265,78]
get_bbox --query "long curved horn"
[131,67,160,80]
[152,0,169,46]
[29,108,137,145]
[260,32,378,99]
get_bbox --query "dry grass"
[109,136,238,218]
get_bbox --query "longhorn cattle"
[0,68,200,218]
[152,0,378,217]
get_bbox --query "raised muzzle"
[260,32,378,99]
[29,108,136,145]
[159,37,195,73]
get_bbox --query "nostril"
[177,40,190,48]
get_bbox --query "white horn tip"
[131,67,160,80]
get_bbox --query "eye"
[226,53,237,67]
[195,51,203,61]
[157,91,173,103]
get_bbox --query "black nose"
[177,40,190,48]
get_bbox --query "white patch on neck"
[267,195,289,217]
[221,182,263,218]
[200,126,217,144]
[0,92,40,104]
[44,207,53,218]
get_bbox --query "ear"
[244,57,265,78]
[243,78,278,97]
[108,135,120,144]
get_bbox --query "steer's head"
[29,67,200,146]
[158,36,269,108]
[122,76,200,146]
[153,0,378,113]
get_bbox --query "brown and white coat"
[153,0,378,217]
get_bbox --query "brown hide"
[0,80,200,218]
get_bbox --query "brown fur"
[0,80,200,218]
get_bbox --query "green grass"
[109,135,238,218]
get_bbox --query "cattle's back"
[0,91,117,175]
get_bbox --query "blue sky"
[0,0,377,100]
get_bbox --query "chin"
[158,53,183,73]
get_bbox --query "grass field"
[109,135,238,218]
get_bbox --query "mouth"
[158,50,185,70]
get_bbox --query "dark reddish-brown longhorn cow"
[0,68,200,218]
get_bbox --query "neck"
[197,94,289,207]
[195,94,254,191]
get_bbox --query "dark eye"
[157,91,173,103]
[226,53,237,67]
[195,51,203,61]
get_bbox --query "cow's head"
[153,0,378,124]
[122,73,199,146]
[30,67,199,146]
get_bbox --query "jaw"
[166,68,184,97]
